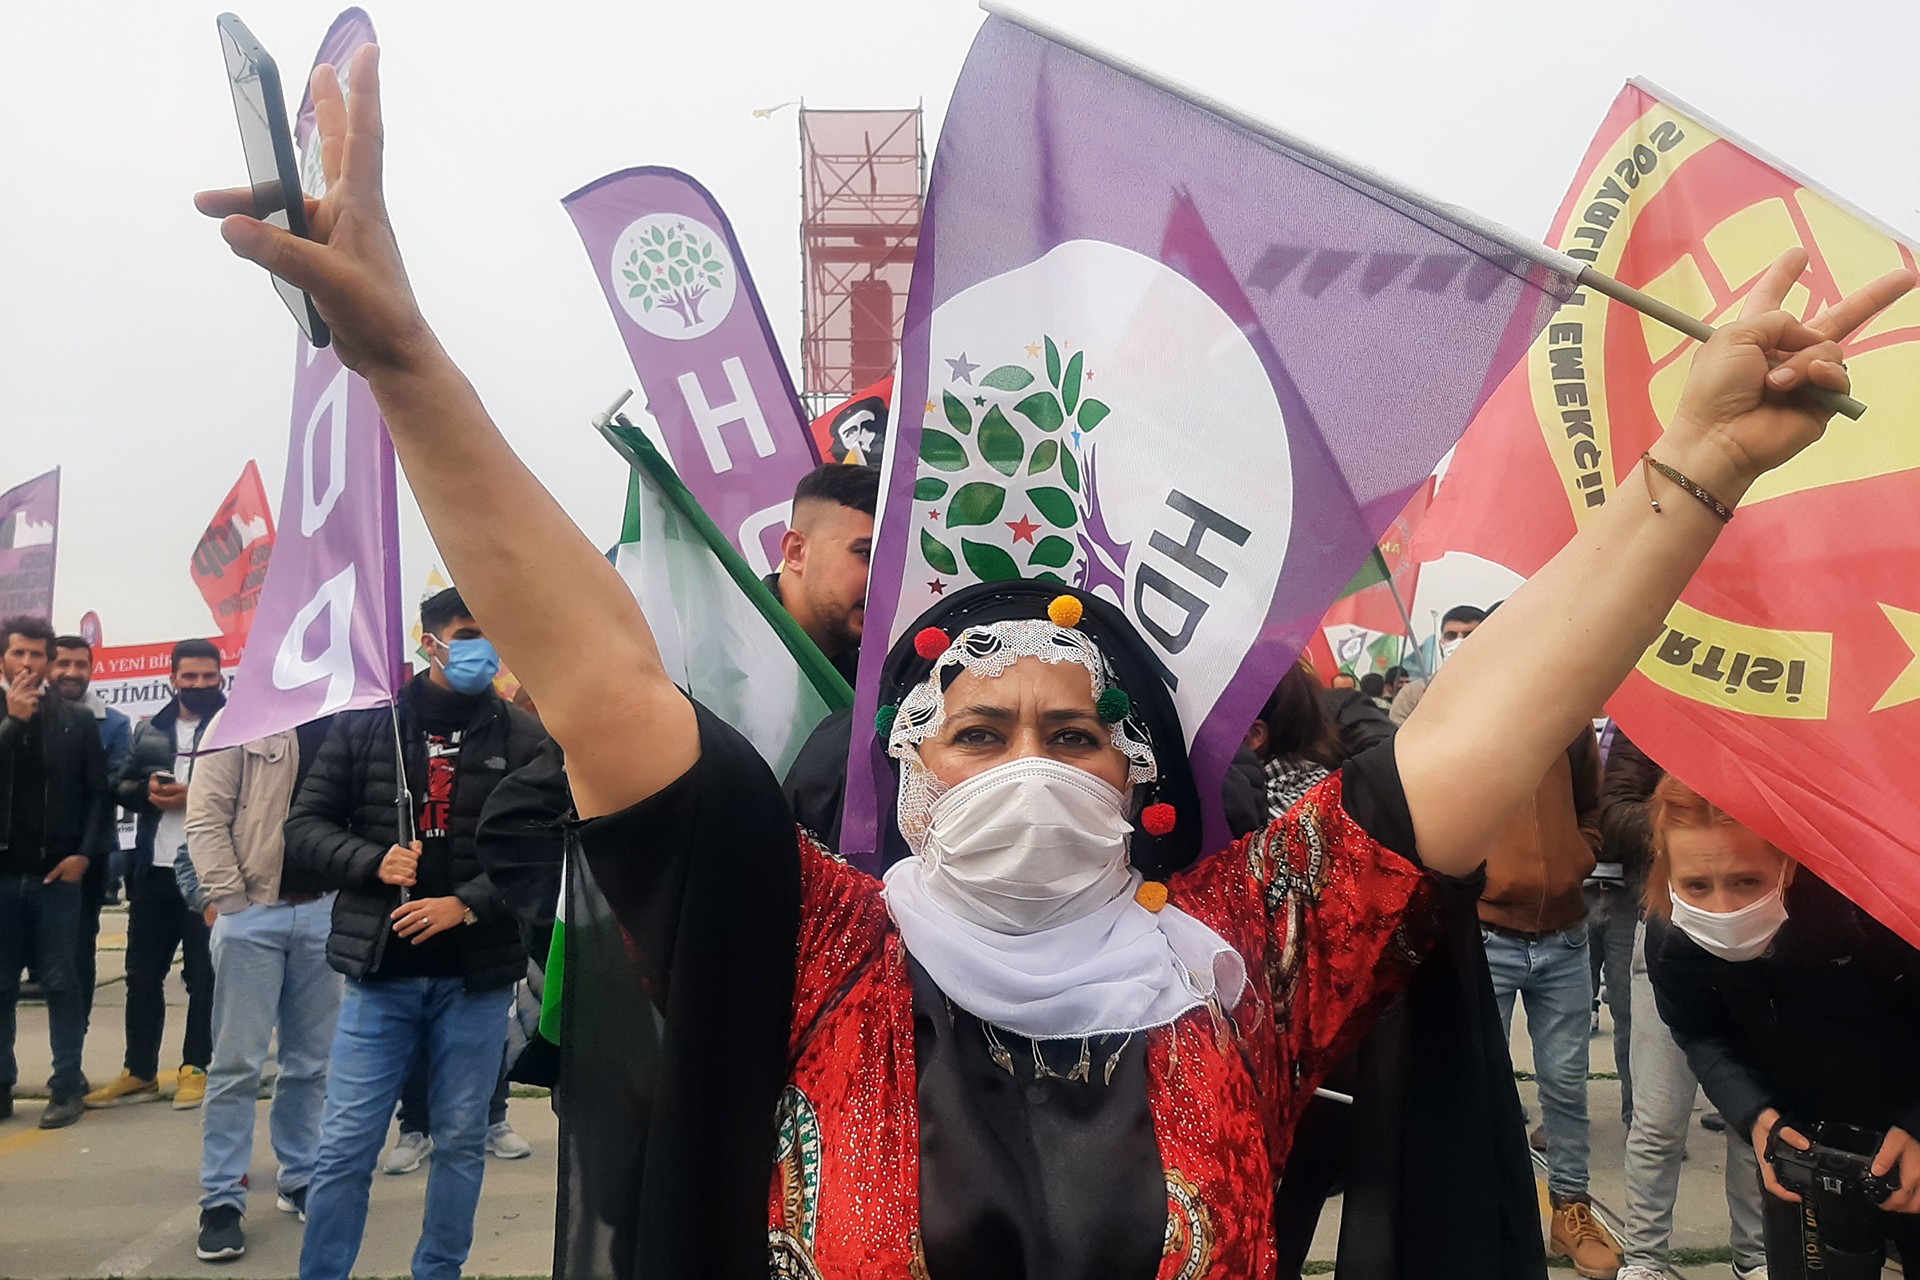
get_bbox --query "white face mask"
[1667,870,1790,962]
[1437,636,1467,664]
[916,756,1135,934]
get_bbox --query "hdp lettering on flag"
[1420,79,1920,944]
[209,8,405,751]
[563,169,820,574]
[841,15,1581,863]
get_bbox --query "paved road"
[2,905,1751,1278]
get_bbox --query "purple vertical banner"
[0,468,59,621]
[563,169,820,573]
[208,9,403,751]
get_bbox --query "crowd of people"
[7,453,1919,1280]
[0,595,546,1271]
[0,456,886,1274]
[6,43,1919,1280]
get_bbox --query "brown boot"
[1549,1194,1621,1279]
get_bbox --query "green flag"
[541,422,852,1043]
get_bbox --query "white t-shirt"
[153,713,203,867]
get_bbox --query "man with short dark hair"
[285,587,543,1280]
[49,634,131,1026]
[1358,671,1391,711]
[2,616,110,1129]
[1382,665,1410,701]
[1389,604,1487,725]
[85,639,225,1111]
[766,464,878,685]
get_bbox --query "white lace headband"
[881,616,1159,856]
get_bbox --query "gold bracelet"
[1641,452,1734,524]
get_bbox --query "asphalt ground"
[1,903,1755,1279]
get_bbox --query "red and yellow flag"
[1324,478,1433,638]
[1419,80,1920,944]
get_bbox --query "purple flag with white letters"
[208,9,403,750]
[564,169,819,574]
[0,469,59,621]
[842,15,1581,864]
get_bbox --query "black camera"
[1768,1121,1899,1207]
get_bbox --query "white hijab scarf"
[879,620,1245,1040]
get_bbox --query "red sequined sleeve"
[785,833,893,1059]
[1176,770,1432,1101]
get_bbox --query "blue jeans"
[0,875,87,1098]
[200,899,343,1211]
[1484,921,1593,1199]
[300,976,510,1280]
[1621,920,1766,1271]
[1583,880,1638,1122]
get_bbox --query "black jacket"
[1598,727,1662,902]
[475,737,570,967]
[1647,872,1920,1142]
[1321,688,1396,762]
[118,700,214,867]
[284,677,546,990]
[0,688,111,874]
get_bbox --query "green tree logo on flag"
[609,214,737,340]
[913,336,1126,596]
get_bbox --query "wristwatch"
[461,905,478,927]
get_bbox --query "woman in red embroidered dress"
[197,44,1910,1280]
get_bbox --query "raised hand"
[1664,249,1913,501]
[195,44,432,377]
[4,679,41,723]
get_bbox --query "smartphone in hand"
[215,13,329,347]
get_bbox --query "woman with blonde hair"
[1645,776,1920,1278]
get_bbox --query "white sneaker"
[381,1131,433,1175]
[486,1121,532,1159]
[1615,1267,1666,1280]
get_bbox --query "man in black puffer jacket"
[283,588,545,1280]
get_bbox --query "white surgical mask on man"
[915,756,1136,933]
[1667,871,1790,962]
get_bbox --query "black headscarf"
[867,579,1203,879]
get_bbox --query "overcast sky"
[4,0,1916,648]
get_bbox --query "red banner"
[191,460,276,643]
[1419,81,1920,943]
[1324,478,1433,636]
[809,375,892,466]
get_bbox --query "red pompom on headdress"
[1140,802,1177,837]
[913,627,952,660]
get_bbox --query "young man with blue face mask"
[279,587,546,1280]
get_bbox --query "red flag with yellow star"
[1419,80,1920,943]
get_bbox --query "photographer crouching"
[1643,775,1920,1278]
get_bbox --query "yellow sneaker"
[83,1070,160,1109]
[172,1066,208,1110]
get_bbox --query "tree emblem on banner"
[912,336,1127,595]
[609,214,738,340]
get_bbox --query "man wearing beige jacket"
[184,714,338,1262]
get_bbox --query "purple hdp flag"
[209,9,403,751]
[841,14,1581,864]
[564,169,820,574]
[0,468,59,621]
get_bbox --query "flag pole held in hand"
[976,0,1870,422]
